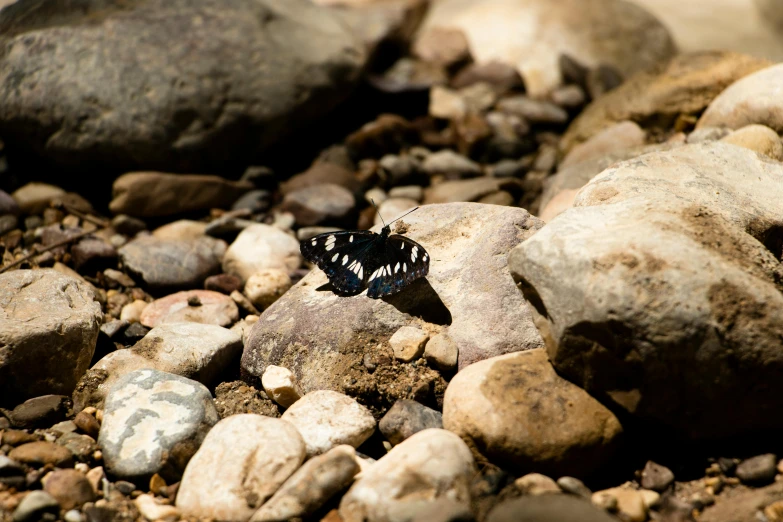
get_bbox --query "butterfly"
[300,205,430,298]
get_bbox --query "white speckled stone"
[97,369,218,481]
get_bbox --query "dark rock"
[559,54,589,90]
[111,215,147,237]
[280,183,356,227]
[379,399,443,445]
[121,322,150,344]
[1,430,40,446]
[486,494,618,522]
[641,460,675,492]
[718,457,737,476]
[0,214,18,235]
[73,411,101,439]
[0,455,25,489]
[557,476,592,499]
[10,395,70,429]
[43,469,97,510]
[204,274,243,295]
[118,236,225,293]
[9,441,74,468]
[586,64,624,99]
[71,238,118,274]
[551,84,587,108]
[114,481,137,495]
[0,0,365,174]
[231,190,272,214]
[736,454,777,485]
[100,319,129,340]
[345,114,417,160]
[0,189,20,215]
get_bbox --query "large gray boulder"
[0,0,365,173]
[241,203,545,408]
[509,142,783,440]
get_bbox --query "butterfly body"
[300,224,430,298]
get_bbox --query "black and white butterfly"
[300,206,429,299]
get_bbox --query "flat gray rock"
[119,236,226,293]
[98,369,219,482]
[241,203,545,401]
[74,322,242,411]
[0,269,101,406]
[0,0,365,173]
[510,141,783,440]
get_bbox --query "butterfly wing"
[366,234,430,298]
[300,230,378,295]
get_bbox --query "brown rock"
[412,27,471,69]
[204,273,243,295]
[10,395,70,429]
[560,51,772,153]
[110,172,253,218]
[423,177,522,204]
[344,114,417,160]
[73,411,101,439]
[9,441,74,468]
[280,183,356,227]
[443,349,623,478]
[43,469,96,510]
[451,61,525,92]
[281,162,361,195]
[640,460,675,492]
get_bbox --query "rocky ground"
[2,0,783,521]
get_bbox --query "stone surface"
[139,289,239,328]
[509,141,783,440]
[12,491,60,522]
[557,477,593,499]
[119,300,147,323]
[118,236,225,294]
[423,333,459,371]
[698,63,783,133]
[176,414,305,521]
[152,220,209,241]
[736,454,778,485]
[417,0,675,97]
[700,481,783,522]
[10,183,66,215]
[43,469,96,510]
[73,411,101,439]
[241,203,545,401]
[262,365,302,408]
[281,390,376,457]
[421,149,482,179]
[412,27,471,68]
[0,269,102,405]
[134,494,180,522]
[204,273,243,295]
[561,121,646,168]
[74,322,241,410]
[110,173,253,218]
[222,224,302,283]
[389,326,429,362]
[339,429,475,522]
[423,177,521,204]
[497,96,568,124]
[720,124,783,160]
[98,369,219,481]
[56,432,97,462]
[245,269,293,309]
[0,0,365,173]
[560,51,771,153]
[487,494,618,522]
[10,395,70,429]
[640,460,675,492]
[9,441,74,468]
[592,487,658,522]
[250,445,360,522]
[443,349,622,477]
[515,473,560,496]
[281,183,356,227]
[379,399,443,446]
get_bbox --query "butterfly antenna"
[370,198,387,227]
[388,206,420,225]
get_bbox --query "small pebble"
[515,473,560,495]
[379,399,443,446]
[389,326,429,362]
[73,411,101,439]
[114,481,136,495]
[135,493,180,521]
[119,299,147,323]
[245,269,292,309]
[9,441,74,468]
[261,365,302,408]
[640,460,675,492]
[424,333,458,372]
[204,273,243,295]
[557,476,592,498]
[43,469,96,510]
[230,289,261,315]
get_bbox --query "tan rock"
[720,124,783,160]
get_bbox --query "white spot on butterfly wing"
[326,244,335,251]
[342,255,349,265]
[400,243,405,249]
[325,235,336,245]
[394,262,400,273]
[331,253,339,262]
[349,235,354,243]
[403,263,407,272]
[423,254,428,262]
[311,239,317,246]
[358,267,363,279]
